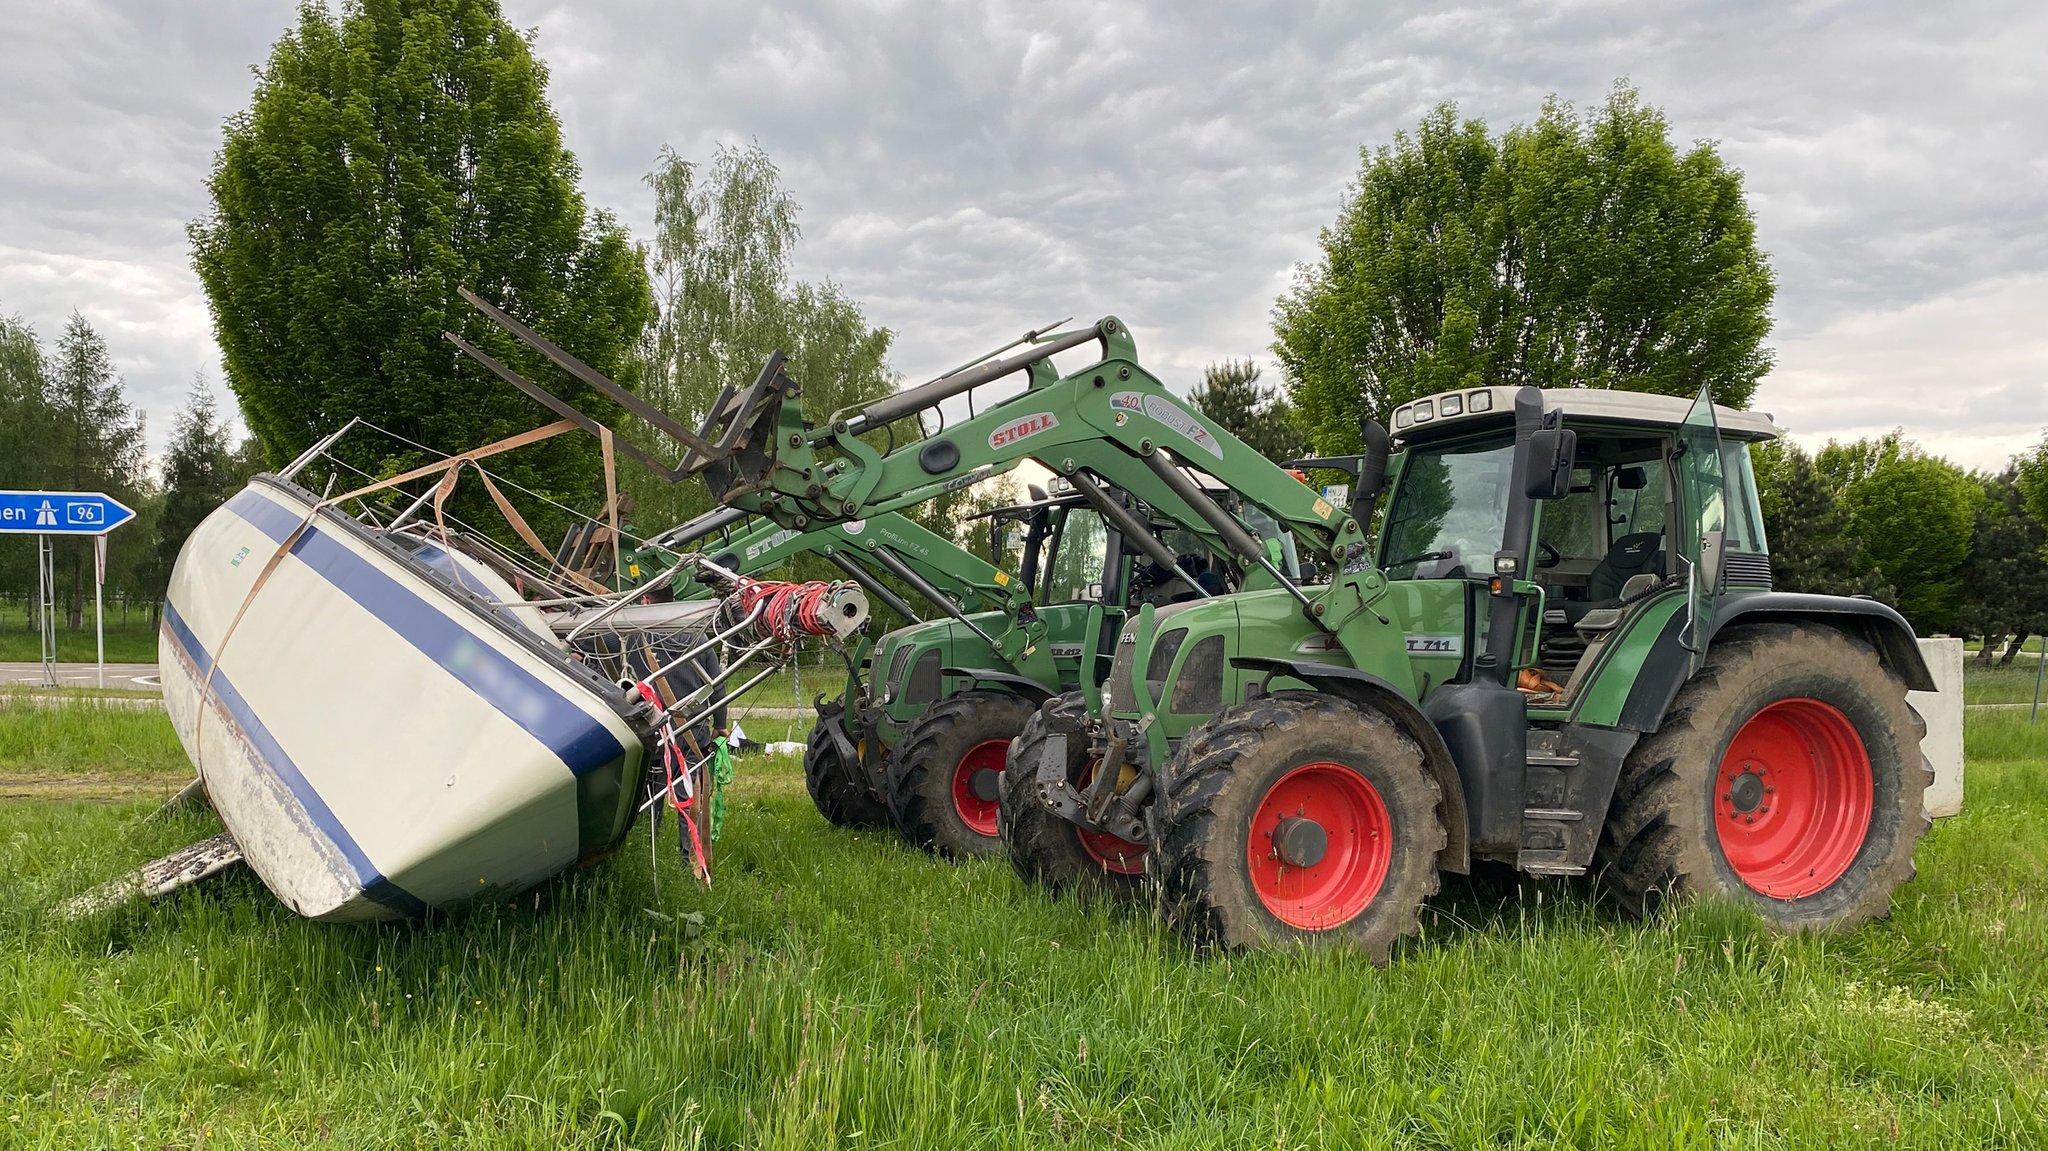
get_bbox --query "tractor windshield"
[1380,435,1516,580]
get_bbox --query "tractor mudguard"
[940,667,1057,706]
[1232,656,1470,873]
[1619,592,1935,733]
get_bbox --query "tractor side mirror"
[1523,428,1578,500]
[1616,465,1648,491]
[1352,419,1391,526]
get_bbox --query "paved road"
[0,662,161,691]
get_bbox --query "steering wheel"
[1536,541,1562,569]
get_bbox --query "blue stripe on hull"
[161,600,427,918]
[223,488,625,777]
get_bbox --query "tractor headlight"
[1467,389,1493,413]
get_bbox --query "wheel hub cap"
[967,768,1002,803]
[1726,769,1766,814]
[1271,816,1329,868]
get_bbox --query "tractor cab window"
[1238,503,1301,580]
[1540,466,1604,562]
[1535,440,1672,609]
[1529,432,1681,696]
[1125,521,1235,607]
[1379,435,1516,580]
[1719,442,1767,553]
[1039,507,1109,603]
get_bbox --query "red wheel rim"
[1246,762,1392,930]
[1074,760,1147,875]
[1714,698,1874,899]
[950,739,1007,838]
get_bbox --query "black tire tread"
[802,708,891,829]
[886,689,1038,859]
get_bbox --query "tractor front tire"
[999,694,1147,898]
[1158,692,1444,960]
[886,690,1038,859]
[1598,622,1931,931]
[803,709,891,829]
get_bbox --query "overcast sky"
[2,0,2042,472]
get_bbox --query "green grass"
[0,618,161,663]
[1964,661,2048,707]
[0,699,188,784]
[1,709,2044,1148]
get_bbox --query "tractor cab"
[1382,385,1781,714]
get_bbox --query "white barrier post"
[1911,637,1965,818]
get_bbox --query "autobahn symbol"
[0,490,136,535]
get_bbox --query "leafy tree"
[153,379,244,595]
[634,143,953,559]
[1954,469,2048,662]
[190,0,652,538]
[1188,360,1304,464]
[1837,448,1979,632]
[1274,83,1774,455]
[1756,445,1892,602]
[2019,436,2048,543]
[45,314,147,628]
[1813,431,1903,494]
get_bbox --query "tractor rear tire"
[1157,692,1444,960]
[1597,622,1932,931]
[886,690,1038,859]
[999,693,1147,899]
[803,709,891,829]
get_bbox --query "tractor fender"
[939,667,1057,707]
[1619,592,1936,733]
[1231,656,1470,873]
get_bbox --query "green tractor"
[1012,381,1933,956]
[503,303,1933,957]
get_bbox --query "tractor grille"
[1722,552,1773,590]
[901,648,943,705]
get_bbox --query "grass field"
[0,618,161,663]
[1,704,2043,1148]
[1964,661,2048,707]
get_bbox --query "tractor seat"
[1558,533,1664,624]
[1573,573,1667,638]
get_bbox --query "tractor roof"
[1391,386,1783,444]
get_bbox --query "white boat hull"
[160,478,650,922]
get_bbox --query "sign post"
[94,533,108,688]
[0,491,137,690]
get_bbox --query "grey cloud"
[2,0,2042,471]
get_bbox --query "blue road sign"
[0,490,136,536]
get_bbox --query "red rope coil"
[719,578,849,643]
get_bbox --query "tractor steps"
[1516,730,1596,876]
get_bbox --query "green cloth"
[707,735,735,843]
